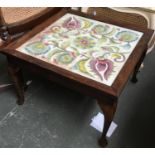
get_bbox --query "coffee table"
[1,9,154,147]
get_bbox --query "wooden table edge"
[1,8,154,98]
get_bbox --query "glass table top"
[17,13,143,86]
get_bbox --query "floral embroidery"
[17,13,143,86]
[75,58,92,76]
[63,17,81,30]
[90,59,113,81]
[74,36,96,49]
[57,53,74,64]
[50,26,62,33]
[82,19,93,29]
[25,41,51,55]
[116,31,138,42]
[92,24,110,35]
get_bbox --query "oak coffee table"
[1,9,154,147]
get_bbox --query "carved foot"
[97,99,117,147]
[131,76,138,83]
[98,137,108,147]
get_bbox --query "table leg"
[131,51,146,83]
[7,57,25,105]
[97,99,117,147]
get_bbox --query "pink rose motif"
[63,17,81,30]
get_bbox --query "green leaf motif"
[76,59,93,77]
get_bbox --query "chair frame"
[0,7,62,41]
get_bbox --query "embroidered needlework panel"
[17,13,143,86]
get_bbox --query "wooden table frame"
[0,8,154,147]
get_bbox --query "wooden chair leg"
[7,57,25,105]
[131,51,146,83]
[97,99,117,147]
